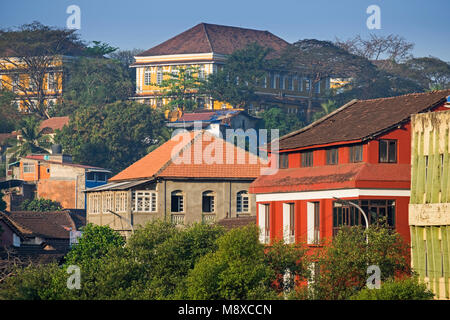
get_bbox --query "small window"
[171,190,184,213]
[287,76,293,91]
[289,203,295,237]
[326,148,339,165]
[379,140,397,163]
[279,153,289,169]
[86,172,95,181]
[202,191,215,213]
[301,151,313,167]
[349,145,363,163]
[198,65,205,80]
[23,162,35,173]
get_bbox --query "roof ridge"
[202,23,214,53]
[278,99,359,143]
[358,89,450,103]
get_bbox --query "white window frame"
[283,203,295,244]
[144,67,151,85]
[171,191,184,213]
[156,67,163,85]
[132,190,157,213]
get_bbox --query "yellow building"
[131,23,330,118]
[0,55,65,114]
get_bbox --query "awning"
[84,179,153,192]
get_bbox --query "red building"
[250,90,450,246]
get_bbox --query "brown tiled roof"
[136,23,289,57]
[110,131,266,181]
[39,116,69,133]
[217,216,256,230]
[278,90,450,150]
[0,132,18,145]
[2,211,76,240]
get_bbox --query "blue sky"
[1,0,449,60]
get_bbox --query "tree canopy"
[54,101,170,173]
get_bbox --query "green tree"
[64,224,125,266]
[311,100,338,122]
[156,65,206,112]
[281,39,373,123]
[351,277,434,300]
[59,57,134,109]
[264,240,310,294]
[0,21,85,118]
[310,224,411,300]
[54,101,170,173]
[7,116,51,161]
[0,89,20,133]
[186,225,274,300]
[20,198,62,211]
[260,107,304,136]
[84,41,118,58]
[204,43,272,110]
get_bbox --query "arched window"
[202,191,215,213]
[171,190,184,212]
[237,191,249,213]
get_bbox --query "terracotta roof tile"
[39,116,69,133]
[250,163,411,194]
[278,90,450,150]
[110,131,266,181]
[136,23,289,57]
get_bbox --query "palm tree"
[7,116,52,161]
[312,100,338,122]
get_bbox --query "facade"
[409,109,450,300]
[0,55,65,113]
[131,23,330,117]
[86,131,266,237]
[8,153,110,210]
[250,90,450,245]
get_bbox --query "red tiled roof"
[39,116,69,133]
[249,162,411,194]
[110,131,265,181]
[0,132,18,144]
[277,90,450,151]
[177,112,216,122]
[136,23,289,57]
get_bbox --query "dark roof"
[217,216,256,230]
[23,155,110,171]
[136,23,289,57]
[1,211,76,240]
[278,90,450,150]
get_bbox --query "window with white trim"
[144,67,151,85]
[156,67,163,85]
[237,191,250,213]
[115,191,128,213]
[198,65,205,80]
[132,190,157,212]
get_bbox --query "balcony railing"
[171,214,185,225]
[202,214,216,224]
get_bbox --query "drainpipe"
[164,179,167,221]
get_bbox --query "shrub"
[350,277,434,300]
[20,198,62,212]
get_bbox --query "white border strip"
[255,189,410,202]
